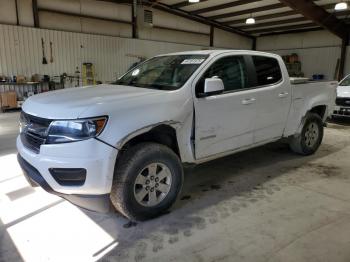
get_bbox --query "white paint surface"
[17,50,336,199]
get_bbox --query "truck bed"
[284,79,337,136]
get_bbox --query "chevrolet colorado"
[17,50,337,220]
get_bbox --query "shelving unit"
[285,62,304,77]
[0,82,46,111]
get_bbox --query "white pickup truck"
[17,50,336,220]
[333,73,350,118]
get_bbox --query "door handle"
[278,92,289,98]
[241,98,256,105]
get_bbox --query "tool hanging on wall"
[41,38,48,64]
[50,41,53,63]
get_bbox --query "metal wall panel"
[214,28,253,49]
[267,47,341,80]
[257,30,342,51]
[0,24,210,85]
[257,31,343,80]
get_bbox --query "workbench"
[0,82,42,95]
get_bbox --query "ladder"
[82,63,96,86]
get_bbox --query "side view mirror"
[203,78,224,96]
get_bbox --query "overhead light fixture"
[189,0,200,3]
[246,17,256,24]
[335,2,348,10]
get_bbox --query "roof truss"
[101,0,350,39]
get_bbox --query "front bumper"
[16,136,118,212]
[17,154,110,212]
[333,105,350,117]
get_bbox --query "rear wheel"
[110,142,183,221]
[289,112,324,155]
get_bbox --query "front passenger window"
[196,56,248,95]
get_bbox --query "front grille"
[21,133,46,153]
[336,97,350,107]
[333,109,350,117]
[20,112,52,153]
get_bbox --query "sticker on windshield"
[181,59,205,65]
[132,68,140,76]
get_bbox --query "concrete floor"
[1,111,350,262]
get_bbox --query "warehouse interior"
[1,0,350,261]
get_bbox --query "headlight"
[19,112,27,133]
[46,117,108,144]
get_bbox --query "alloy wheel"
[133,163,172,207]
[304,121,319,148]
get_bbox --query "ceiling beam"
[97,0,132,3]
[142,0,254,39]
[239,17,307,30]
[171,0,209,9]
[259,27,323,37]
[190,0,261,15]
[278,0,349,40]
[249,22,319,34]
[238,9,350,30]
[99,0,254,39]
[206,3,285,20]
[222,3,343,25]
[224,10,299,25]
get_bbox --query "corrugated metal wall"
[0,0,253,49]
[269,47,341,80]
[0,24,210,83]
[257,30,343,80]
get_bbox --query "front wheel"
[289,112,324,155]
[110,142,183,221]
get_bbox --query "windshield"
[115,55,208,90]
[340,75,350,86]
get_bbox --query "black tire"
[110,142,183,221]
[289,112,324,155]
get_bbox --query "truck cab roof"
[158,49,281,59]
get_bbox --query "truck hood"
[22,84,165,119]
[337,85,350,98]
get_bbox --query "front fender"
[93,93,195,163]
[115,120,181,149]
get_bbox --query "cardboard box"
[16,75,27,83]
[31,74,41,82]
[0,92,17,108]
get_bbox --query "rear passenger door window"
[196,56,249,95]
[252,56,282,86]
